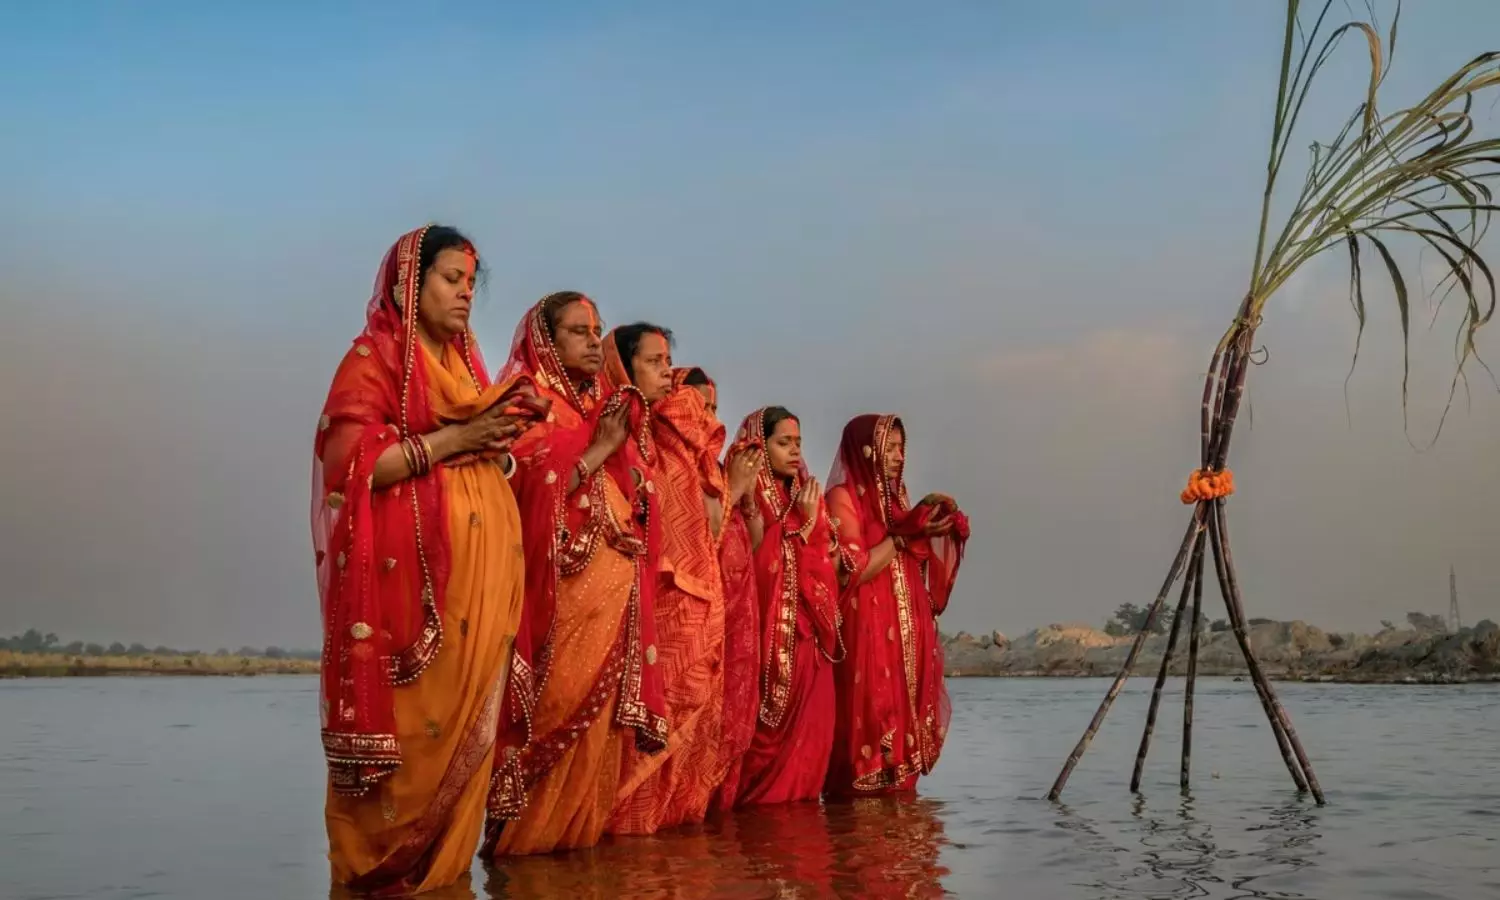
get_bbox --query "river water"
[1,676,1496,899]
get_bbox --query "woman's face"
[631,332,674,403]
[416,248,477,341]
[692,383,718,419]
[766,417,802,478]
[553,300,604,375]
[883,427,906,480]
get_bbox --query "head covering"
[599,327,632,394]
[725,407,811,523]
[495,292,603,418]
[826,414,909,528]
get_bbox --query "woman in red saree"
[601,333,730,835]
[727,406,841,806]
[482,294,669,857]
[315,225,535,896]
[709,383,764,812]
[823,414,970,798]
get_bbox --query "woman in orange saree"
[482,294,669,857]
[823,414,970,799]
[601,331,730,834]
[314,225,537,896]
[727,406,841,806]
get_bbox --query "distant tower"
[1449,565,1462,632]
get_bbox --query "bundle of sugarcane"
[1049,0,1500,807]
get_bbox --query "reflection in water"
[9,679,1499,899]
[476,796,949,899]
[1058,795,1324,900]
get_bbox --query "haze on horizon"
[2,1,1497,651]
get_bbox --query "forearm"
[856,537,898,586]
[705,495,724,538]
[567,442,615,493]
[746,512,765,552]
[371,425,465,489]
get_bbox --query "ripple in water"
[2,677,1498,899]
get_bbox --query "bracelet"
[574,458,592,485]
[499,453,517,480]
[402,436,432,476]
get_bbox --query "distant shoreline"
[939,618,1500,686]
[8,617,1500,686]
[0,650,317,679]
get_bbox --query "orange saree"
[315,228,524,896]
[609,365,729,835]
[483,298,668,858]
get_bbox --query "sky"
[2,0,1498,650]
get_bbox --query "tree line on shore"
[0,628,318,661]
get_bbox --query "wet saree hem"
[340,676,503,897]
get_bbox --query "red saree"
[707,376,762,813]
[712,504,761,811]
[824,414,969,798]
[314,227,525,895]
[483,297,669,857]
[607,361,729,834]
[728,408,841,806]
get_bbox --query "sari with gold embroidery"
[605,357,729,834]
[726,408,840,806]
[314,227,525,896]
[824,414,969,798]
[483,296,668,857]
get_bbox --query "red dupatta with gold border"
[725,408,841,731]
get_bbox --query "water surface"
[2,677,1496,899]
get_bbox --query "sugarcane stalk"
[1203,501,1308,794]
[1211,501,1325,804]
[1180,545,1206,791]
[1045,513,1205,802]
[1130,530,1204,792]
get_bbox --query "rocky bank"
[942,619,1500,684]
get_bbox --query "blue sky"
[3,1,1499,647]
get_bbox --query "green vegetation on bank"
[0,629,319,678]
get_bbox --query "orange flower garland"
[1179,468,1235,504]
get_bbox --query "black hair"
[536,291,592,339]
[612,321,675,384]
[761,406,799,440]
[682,367,712,387]
[418,225,486,290]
